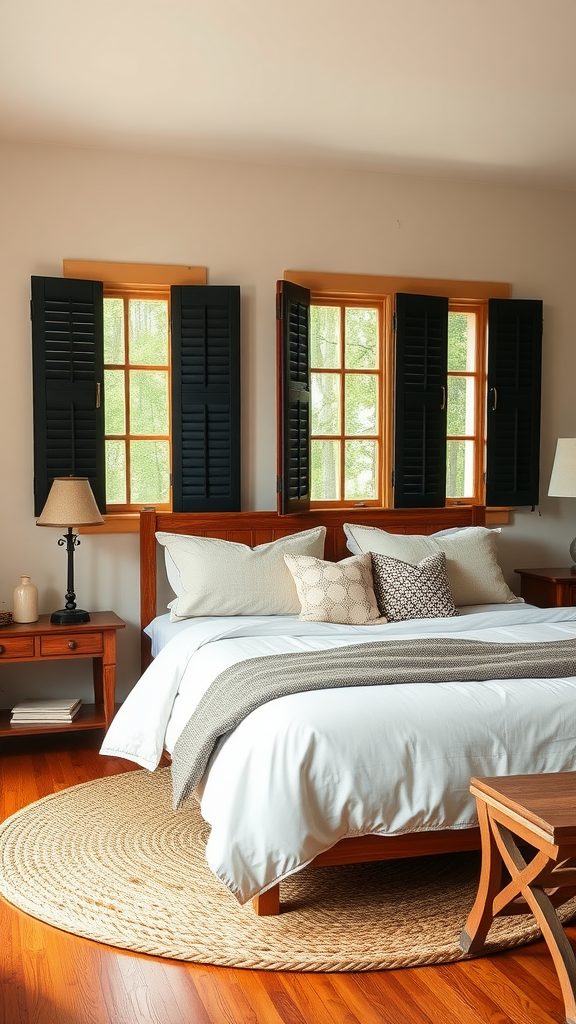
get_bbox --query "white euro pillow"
[157,527,326,619]
[343,524,519,606]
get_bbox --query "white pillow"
[343,524,519,606]
[156,527,326,619]
[283,552,386,625]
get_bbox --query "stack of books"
[10,697,82,724]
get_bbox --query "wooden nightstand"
[0,611,125,738]
[514,567,576,608]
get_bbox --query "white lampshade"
[548,439,576,498]
[36,477,104,527]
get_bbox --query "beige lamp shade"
[36,477,104,527]
[548,439,576,498]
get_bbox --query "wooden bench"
[460,772,576,1024]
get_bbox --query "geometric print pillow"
[283,552,387,625]
[371,551,459,623]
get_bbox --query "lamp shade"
[548,439,576,498]
[36,477,104,527]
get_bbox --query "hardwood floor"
[0,732,573,1024]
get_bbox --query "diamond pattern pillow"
[283,553,386,625]
[371,551,459,622]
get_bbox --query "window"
[309,298,486,507]
[103,291,171,511]
[31,262,242,525]
[277,272,542,514]
[62,261,207,516]
[310,299,384,506]
[446,304,486,502]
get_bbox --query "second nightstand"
[514,567,576,608]
[0,611,125,738]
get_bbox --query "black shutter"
[31,276,105,517]
[171,285,241,512]
[485,298,542,507]
[393,293,448,508]
[276,280,311,515]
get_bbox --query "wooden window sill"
[79,506,514,534]
[485,507,513,526]
[79,515,141,534]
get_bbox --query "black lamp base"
[50,608,91,625]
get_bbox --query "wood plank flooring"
[1,732,574,1024]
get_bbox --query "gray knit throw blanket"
[170,635,576,808]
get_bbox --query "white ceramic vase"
[13,575,38,623]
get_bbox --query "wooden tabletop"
[514,567,576,581]
[0,612,125,636]
[470,772,576,841]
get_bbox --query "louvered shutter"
[171,285,241,512]
[31,276,105,517]
[393,293,448,508]
[485,298,542,506]
[276,280,311,515]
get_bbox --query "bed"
[101,506,576,915]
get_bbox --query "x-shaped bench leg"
[460,800,576,1024]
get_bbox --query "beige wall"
[1,140,576,706]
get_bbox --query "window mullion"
[475,303,487,502]
[123,297,131,506]
[339,305,346,501]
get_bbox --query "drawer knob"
[0,644,4,655]
[67,640,78,651]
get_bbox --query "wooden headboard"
[139,505,485,671]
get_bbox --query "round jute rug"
[1,767,573,972]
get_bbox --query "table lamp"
[548,438,576,573]
[36,476,104,623]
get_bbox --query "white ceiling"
[1,0,575,189]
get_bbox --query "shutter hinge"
[30,300,33,321]
[392,312,397,333]
[391,469,395,487]
[276,293,283,321]
[276,475,282,493]
[170,473,173,487]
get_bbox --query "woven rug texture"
[1,767,573,972]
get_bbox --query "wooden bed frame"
[140,505,486,914]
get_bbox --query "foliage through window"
[309,295,486,506]
[310,301,383,505]
[446,306,485,501]
[103,293,171,510]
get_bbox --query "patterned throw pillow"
[283,553,387,625]
[371,551,459,622]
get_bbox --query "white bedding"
[101,604,576,903]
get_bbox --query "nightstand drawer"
[0,636,35,659]
[40,633,104,657]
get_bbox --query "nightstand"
[514,568,576,608]
[0,611,125,737]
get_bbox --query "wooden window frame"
[103,287,172,514]
[285,270,511,517]
[445,299,487,508]
[63,261,206,532]
[309,294,387,510]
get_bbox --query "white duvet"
[101,605,576,903]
